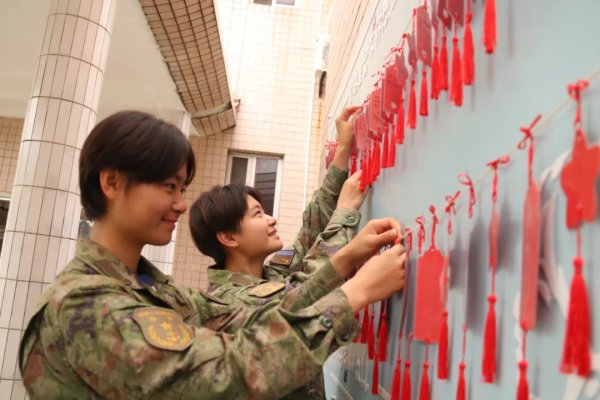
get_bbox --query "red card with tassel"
[407,25,418,129]
[450,17,463,107]
[401,334,414,400]
[482,155,510,383]
[414,210,446,343]
[378,300,389,361]
[519,115,543,332]
[456,326,468,400]
[559,80,598,377]
[417,3,432,117]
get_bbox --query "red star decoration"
[560,130,600,229]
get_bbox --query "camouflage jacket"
[18,239,359,400]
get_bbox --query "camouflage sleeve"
[57,286,358,399]
[291,166,348,267]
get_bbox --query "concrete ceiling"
[0,0,190,127]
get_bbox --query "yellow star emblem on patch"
[133,307,193,351]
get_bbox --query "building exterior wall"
[0,118,22,197]
[172,0,330,290]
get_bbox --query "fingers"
[336,105,361,123]
[365,218,403,238]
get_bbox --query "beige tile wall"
[0,118,23,197]
[172,0,328,289]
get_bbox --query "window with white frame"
[226,153,283,219]
[253,0,296,6]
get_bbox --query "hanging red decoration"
[438,310,449,379]
[408,68,418,129]
[419,342,431,400]
[456,325,467,400]
[396,87,406,144]
[482,155,510,383]
[450,17,463,107]
[378,300,389,361]
[414,208,446,343]
[483,0,497,54]
[462,0,475,85]
[388,125,397,167]
[440,26,449,92]
[420,67,429,116]
[382,130,390,169]
[560,79,597,378]
[350,150,357,175]
[519,114,543,332]
[401,334,414,400]
[431,23,441,100]
[458,172,477,218]
[372,351,380,395]
[360,304,370,343]
[368,309,376,360]
[516,332,530,400]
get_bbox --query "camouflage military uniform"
[207,166,361,399]
[19,239,359,399]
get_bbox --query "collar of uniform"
[74,239,165,289]
[207,266,265,287]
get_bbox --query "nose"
[267,214,277,226]
[173,191,188,213]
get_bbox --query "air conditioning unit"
[314,32,329,72]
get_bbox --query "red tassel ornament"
[401,334,414,400]
[378,300,389,361]
[439,28,449,92]
[482,294,497,383]
[437,310,449,379]
[368,312,375,360]
[382,131,389,169]
[420,67,429,116]
[456,326,468,400]
[388,126,397,167]
[450,19,463,107]
[360,305,369,343]
[391,356,402,400]
[517,360,530,400]
[372,352,380,395]
[463,4,475,85]
[484,0,497,54]
[395,90,406,144]
[408,72,417,129]
[419,344,431,400]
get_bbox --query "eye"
[164,183,177,191]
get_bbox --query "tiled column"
[0,1,117,398]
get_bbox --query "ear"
[98,169,126,200]
[216,231,239,250]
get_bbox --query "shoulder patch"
[247,281,286,298]
[269,249,295,266]
[132,307,193,351]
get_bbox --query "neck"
[90,221,143,274]
[223,251,265,278]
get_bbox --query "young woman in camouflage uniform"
[19,110,406,399]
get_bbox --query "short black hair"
[189,184,263,265]
[79,110,195,220]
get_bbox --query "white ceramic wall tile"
[81,23,98,64]
[41,100,60,142]
[16,235,36,282]
[61,193,77,237]
[58,147,75,192]
[57,238,71,272]
[49,14,67,55]
[0,280,6,314]
[54,101,72,143]
[69,150,80,193]
[8,281,28,330]
[0,328,7,375]
[62,59,79,100]
[0,279,16,328]
[10,380,26,400]
[50,191,67,237]
[50,56,70,99]
[46,143,65,188]
[0,233,13,278]
[30,98,48,141]
[5,186,19,231]
[0,370,12,398]
[89,0,102,22]
[40,55,58,97]
[32,142,51,187]
[6,233,23,280]
[65,103,83,148]
[73,62,90,104]
[40,14,55,55]
[84,66,98,107]
[14,188,31,233]
[71,17,87,58]
[66,0,80,16]
[91,69,103,111]
[76,108,92,149]
[78,0,92,18]
[91,28,104,66]
[24,188,43,233]
[30,236,49,282]
[43,237,60,283]
[23,283,42,328]
[37,190,56,236]
[1,329,22,378]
